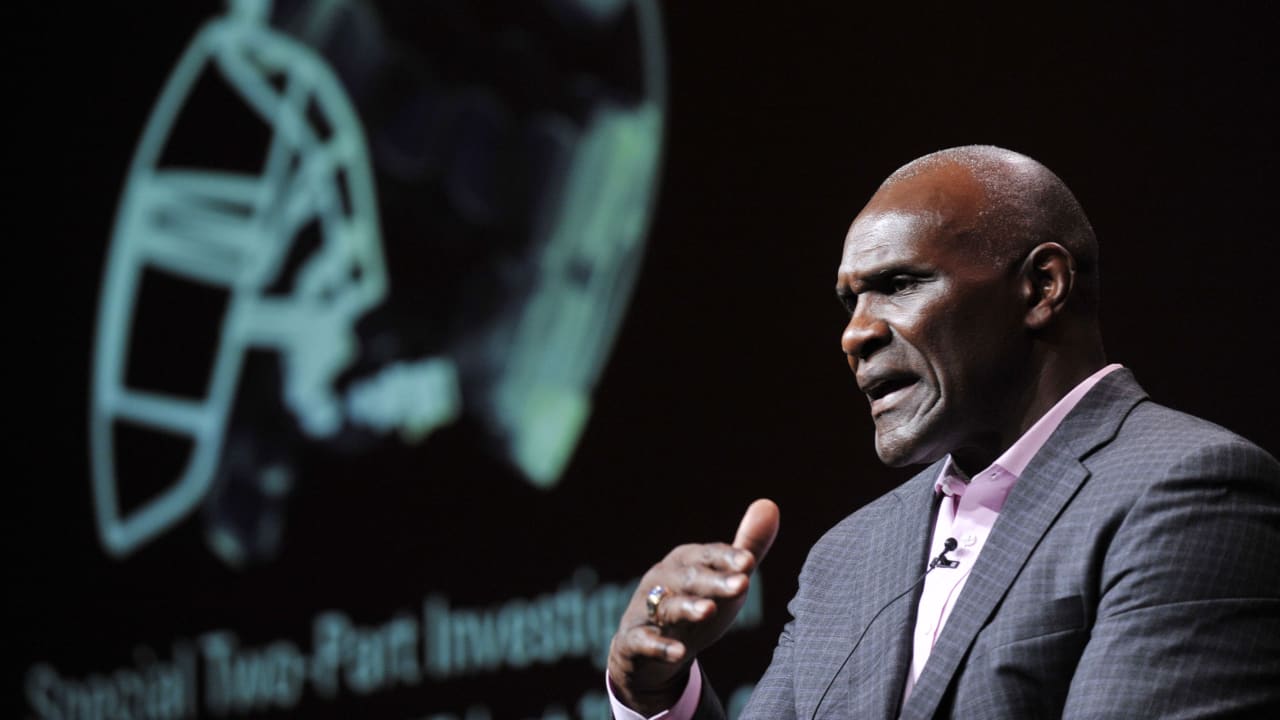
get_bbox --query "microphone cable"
[809,537,958,720]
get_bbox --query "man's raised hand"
[607,499,780,714]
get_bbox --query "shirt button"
[961,534,977,547]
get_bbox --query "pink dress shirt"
[902,363,1121,699]
[611,364,1124,719]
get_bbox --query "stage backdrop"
[11,2,1277,718]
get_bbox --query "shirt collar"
[934,363,1123,497]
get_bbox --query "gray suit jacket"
[702,370,1280,719]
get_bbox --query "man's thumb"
[732,498,780,567]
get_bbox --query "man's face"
[836,180,1028,469]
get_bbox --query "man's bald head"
[839,146,1108,468]
[873,145,1099,314]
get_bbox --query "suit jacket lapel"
[898,370,1147,720]
[841,466,940,720]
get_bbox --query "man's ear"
[1020,242,1075,330]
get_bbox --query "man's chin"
[873,437,915,467]
[873,425,942,468]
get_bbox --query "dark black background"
[11,1,1277,717]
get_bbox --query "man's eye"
[889,276,917,293]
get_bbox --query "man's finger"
[666,542,744,571]
[621,624,687,664]
[732,498,780,566]
[651,567,748,601]
[649,593,717,627]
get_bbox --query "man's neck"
[951,353,1109,477]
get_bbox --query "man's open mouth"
[863,375,916,401]
[862,374,919,417]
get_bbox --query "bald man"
[607,147,1280,719]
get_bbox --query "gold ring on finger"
[645,585,669,624]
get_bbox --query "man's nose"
[841,305,890,360]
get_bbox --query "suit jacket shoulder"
[734,369,1280,720]
[907,369,1280,719]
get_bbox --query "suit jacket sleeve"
[689,585,800,720]
[687,665,730,720]
[729,602,798,719]
[704,473,935,720]
[1061,437,1280,718]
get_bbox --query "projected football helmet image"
[91,0,665,565]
